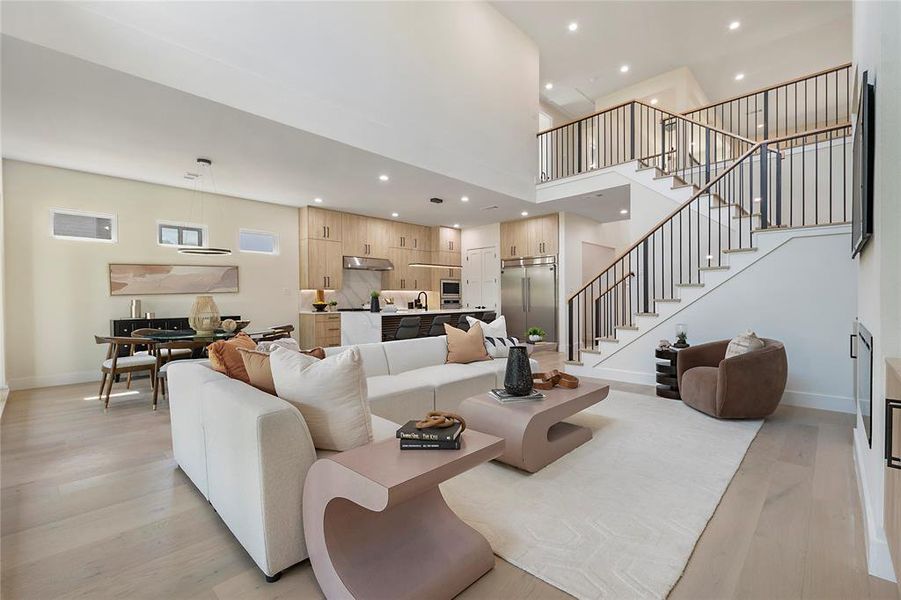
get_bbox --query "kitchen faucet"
[416,291,428,311]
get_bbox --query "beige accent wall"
[3,160,300,390]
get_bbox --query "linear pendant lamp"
[408,262,463,269]
[178,158,231,256]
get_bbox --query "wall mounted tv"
[852,71,875,258]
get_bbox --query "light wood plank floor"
[1,353,897,599]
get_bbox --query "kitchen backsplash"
[299,269,437,310]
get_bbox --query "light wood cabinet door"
[299,313,342,348]
[430,250,461,291]
[410,225,431,251]
[304,207,342,241]
[500,219,529,259]
[302,239,343,289]
[341,213,368,256]
[528,213,558,256]
[383,248,406,290]
[367,218,391,258]
[407,250,430,291]
[438,227,461,252]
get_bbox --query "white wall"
[1,2,539,201]
[3,161,301,390]
[852,0,901,582]
[582,228,857,413]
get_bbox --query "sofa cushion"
[325,342,389,378]
[403,363,496,412]
[680,366,720,416]
[445,323,491,364]
[316,415,399,459]
[366,374,435,424]
[382,335,448,374]
[467,314,507,338]
[483,336,521,358]
[207,333,256,383]
[725,330,766,359]
[270,346,373,451]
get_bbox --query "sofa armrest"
[676,340,729,388]
[716,344,788,417]
[201,377,317,577]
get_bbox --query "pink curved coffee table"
[459,381,609,473]
[303,431,504,600]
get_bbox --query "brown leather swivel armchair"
[676,339,788,419]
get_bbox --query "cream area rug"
[440,390,763,600]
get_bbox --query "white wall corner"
[854,426,898,582]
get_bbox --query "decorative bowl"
[312,302,328,312]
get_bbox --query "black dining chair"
[427,314,453,336]
[394,317,422,340]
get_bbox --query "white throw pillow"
[466,314,507,338]
[269,346,373,451]
[483,336,521,358]
[255,337,300,353]
[725,330,765,359]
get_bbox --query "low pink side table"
[303,430,504,600]
[459,381,609,473]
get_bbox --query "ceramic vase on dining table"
[189,295,221,335]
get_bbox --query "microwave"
[440,279,460,299]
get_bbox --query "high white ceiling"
[493,0,852,118]
[1,37,539,228]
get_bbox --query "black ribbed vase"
[504,345,533,396]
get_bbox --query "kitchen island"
[339,308,486,345]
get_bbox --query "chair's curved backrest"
[427,315,452,337]
[395,317,422,340]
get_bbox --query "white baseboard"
[8,370,99,391]
[853,428,898,582]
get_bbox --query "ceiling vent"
[481,205,499,211]
[430,197,444,204]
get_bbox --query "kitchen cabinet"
[500,214,558,259]
[300,238,343,290]
[300,207,342,241]
[437,227,461,253]
[299,312,342,348]
[342,213,390,258]
[430,250,462,291]
[391,223,430,251]
[384,249,429,291]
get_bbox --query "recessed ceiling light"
[379,174,389,181]
[706,254,714,260]
[620,65,630,74]
[650,98,659,105]
[753,197,761,203]
[729,21,741,30]
[545,82,554,90]
[568,21,578,32]
[734,73,745,81]
[757,123,764,129]
[313,197,323,203]
[391,212,399,217]
[521,211,529,217]
[453,223,460,228]
[461,196,469,202]
[620,209,629,215]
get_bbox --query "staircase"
[535,65,854,369]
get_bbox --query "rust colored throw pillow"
[238,346,326,396]
[207,333,256,383]
[445,322,491,364]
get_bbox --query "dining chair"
[128,328,193,389]
[153,340,205,410]
[254,324,295,342]
[94,335,158,411]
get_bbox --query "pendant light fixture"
[178,158,232,256]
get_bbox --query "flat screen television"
[852,71,875,258]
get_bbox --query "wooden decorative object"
[188,295,221,335]
[109,264,238,296]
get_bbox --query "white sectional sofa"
[167,334,536,580]
[324,335,538,423]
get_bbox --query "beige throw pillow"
[725,330,765,359]
[445,322,491,364]
[238,346,327,396]
[269,346,373,451]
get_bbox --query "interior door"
[463,248,483,308]
[480,249,499,311]
[501,265,526,339]
[525,263,558,341]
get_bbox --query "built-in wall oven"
[440,279,461,309]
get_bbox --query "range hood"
[343,256,394,271]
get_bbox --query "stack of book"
[488,388,546,403]
[396,420,462,450]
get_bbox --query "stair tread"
[636,312,659,317]
[564,360,584,366]
[594,336,620,343]
[700,265,729,271]
[580,348,602,355]
[722,247,758,254]
[653,298,681,303]
[676,283,705,287]
[615,325,639,331]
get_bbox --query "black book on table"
[399,438,461,450]
[396,420,461,442]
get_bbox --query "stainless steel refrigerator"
[501,256,557,341]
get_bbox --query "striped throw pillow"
[484,336,521,358]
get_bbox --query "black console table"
[655,347,681,399]
[110,315,240,355]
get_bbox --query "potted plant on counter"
[327,300,338,312]
[370,290,381,313]
[527,327,546,343]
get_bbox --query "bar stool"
[456,314,472,332]
[480,311,496,323]
[427,314,452,336]
[395,317,422,340]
